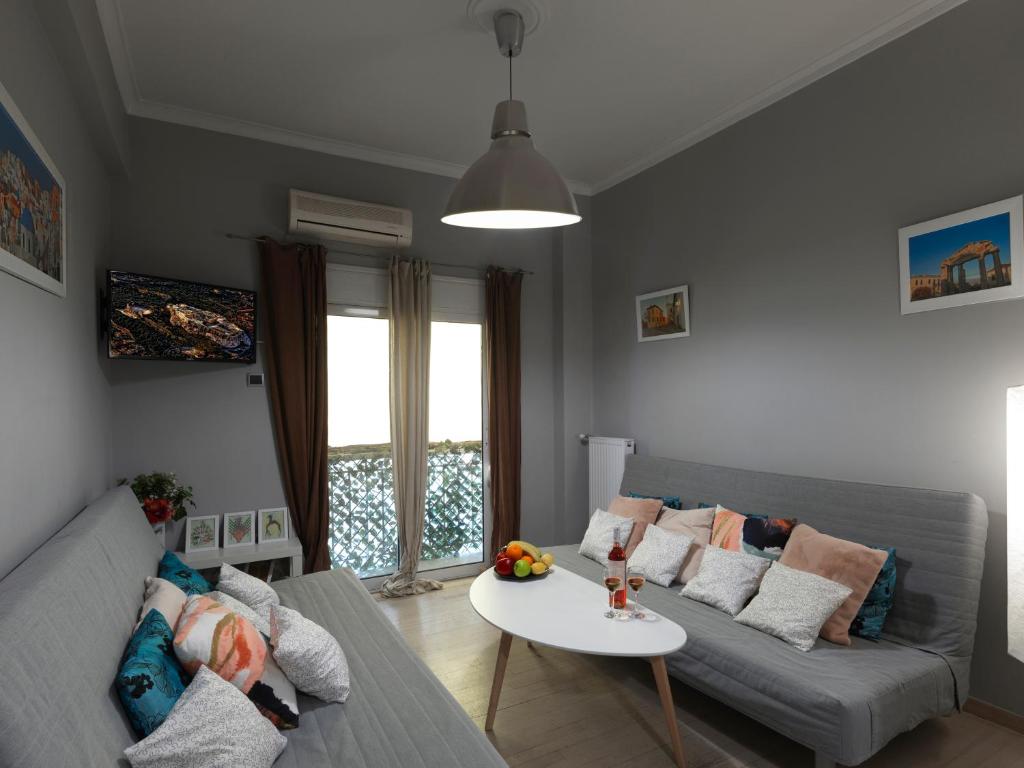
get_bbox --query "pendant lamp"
[442,10,580,229]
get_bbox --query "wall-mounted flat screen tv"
[106,270,257,363]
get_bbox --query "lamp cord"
[508,54,512,102]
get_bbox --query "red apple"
[494,555,514,577]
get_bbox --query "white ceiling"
[96,0,967,195]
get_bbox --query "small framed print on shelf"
[185,515,220,553]
[223,510,256,548]
[258,507,290,544]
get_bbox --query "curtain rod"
[224,233,534,276]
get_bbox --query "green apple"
[513,559,531,578]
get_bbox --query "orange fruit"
[520,555,534,566]
[505,543,524,560]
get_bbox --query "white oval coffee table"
[470,565,689,767]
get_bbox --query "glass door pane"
[326,314,398,578]
[421,321,484,571]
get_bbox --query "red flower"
[143,498,174,524]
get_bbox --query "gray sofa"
[0,487,507,768]
[550,455,988,767]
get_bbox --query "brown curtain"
[485,267,523,559]
[259,237,330,573]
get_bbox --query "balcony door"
[325,264,488,586]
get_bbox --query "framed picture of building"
[636,285,690,341]
[185,515,220,553]
[899,195,1024,315]
[0,80,66,297]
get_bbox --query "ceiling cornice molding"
[96,0,967,199]
[588,0,971,194]
[127,99,594,195]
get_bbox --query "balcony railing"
[327,440,484,578]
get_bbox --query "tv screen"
[107,270,257,363]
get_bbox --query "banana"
[507,540,543,561]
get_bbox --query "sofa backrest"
[621,455,988,702]
[0,486,162,767]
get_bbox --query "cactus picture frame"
[223,510,256,548]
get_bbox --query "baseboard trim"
[965,697,1024,734]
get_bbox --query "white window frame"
[326,264,491,590]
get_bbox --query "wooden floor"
[375,577,1024,768]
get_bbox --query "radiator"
[587,436,636,515]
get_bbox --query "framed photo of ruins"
[899,195,1024,315]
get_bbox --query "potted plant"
[119,472,195,547]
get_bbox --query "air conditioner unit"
[288,189,413,248]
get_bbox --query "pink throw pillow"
[607,495,662,557]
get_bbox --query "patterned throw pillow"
[174,595,298,729]
[735,563,853,652]
[116,609,190,738]
[158,550,211,596]
[207,590,271,637]
[270,604,350,703]
[850,547,897,640]
[579,509,635,563]
[628,491,682,510]
[124,667,287,768]
[680,546,771,616]
[625,525,694,587]
[217,563,280,613]
[711,508,796,560]
[656,506,716,583]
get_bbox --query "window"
[325,265,487,582]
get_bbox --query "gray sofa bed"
[0,487,507,768]
[550,455,988,767]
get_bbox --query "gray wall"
[0,1,114,578]
[107,118,592,551]
[591,0,1024,715]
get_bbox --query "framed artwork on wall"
[0,80,67,297]
[223,511,256,548]
[258,507,290,544]
[636,285,690,342]
[899,195,1024,314]
[184,515,220,553]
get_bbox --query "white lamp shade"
[443,101,580,230]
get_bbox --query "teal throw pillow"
[628,491,682,510]
[850,547,896,640]
[158,550,211,595]
[116,609,190,737]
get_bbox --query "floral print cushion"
[850,547,897,640]
[711,507,796,560]
[116,609,190,738]
[157,550,211,596]
[173,595,298,729]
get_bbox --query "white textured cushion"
[579,509,635,563]
[626,525,694,587]
[124,666,286,768]
[270,604,350,703]
[216,563,280,613]
[735,562,854,651]
[137,577,187,631]
[207,590,270,636]
[680,546,771,615]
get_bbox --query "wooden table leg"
[651,656,687,768]
[485,631,513,731]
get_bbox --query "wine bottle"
[607,526,627,609]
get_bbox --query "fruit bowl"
[493,565,554,582]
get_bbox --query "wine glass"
[602,566,621,619]
[627,567,647,620]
